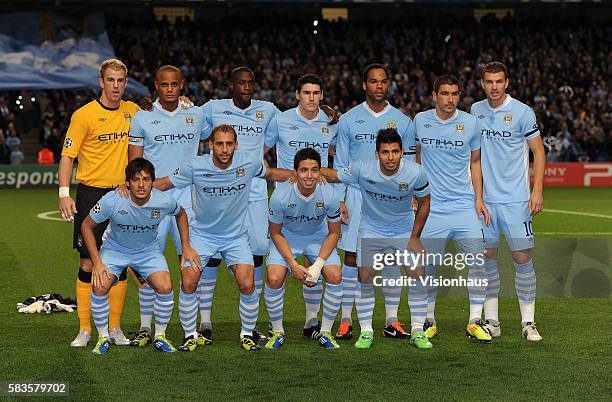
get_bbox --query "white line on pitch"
[535,232,612,236]
[37,210,65,222]
[543,208,612,220]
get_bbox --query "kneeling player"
[82,158,200,354]
[321,128,432,349]
[265,148,343,350]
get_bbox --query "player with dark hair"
[81,158,199,354]
[265,147,342,350]
[264,73,337,339]
[415,74,492,344]
[321,128,432,349]
[471,61,545,341]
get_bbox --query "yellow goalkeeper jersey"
[61,99,140,188]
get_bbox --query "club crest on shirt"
[185,116,194,126]
[236,167,246,177]
[455,123,464,134]
[387,119,397,129]
[399,182,409,191]
[124,112,131,121]
[321,127,329,136]
[151,209,160,219]
[316,201,325,210]
[256,111,264,121]
[504,114,512,123]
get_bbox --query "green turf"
[0,187,610,400]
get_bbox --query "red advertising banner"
[530,163,612,187]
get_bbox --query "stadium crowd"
[0,10,609,163]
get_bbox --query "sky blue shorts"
[484,201,535,251]
[267,232,341,269]
[100,246,168,281]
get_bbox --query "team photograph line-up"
[1,3,609,400]
[54,58,546,355]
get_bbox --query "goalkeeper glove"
[43,299,75,313]
[18,300,44,314]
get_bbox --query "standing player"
[470,61,545,341]
[196,67,279,341]
[265,148,342,350]
[264,74,337,339]
[154,125,294,351]
[321,128,432,349]
[334,63,417,340]
[415,74,492,344]
[58,59,140,347]
[127,65,210,347]
[82,158,200,354]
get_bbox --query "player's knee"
[252,255,264,267]
[92,285,108,296]
[155,282,173,294]
[181,283,197,294]
[180,276,198,294]
[77,268,92,283]
[324,269,342,285]
[357,268,375,284]
[239,283,255,295]
[485,248,498,261]
[344,252,357,267]
[206,258,222,268]
[512,249,532,264]
[407,266,425,278]
[266,275,284,289]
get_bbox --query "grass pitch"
[0,187,610,400]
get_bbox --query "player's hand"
[291,263,314,286]
[475,199,491,226]
[179,96,194,109]
[340,202,349,225]
[138,97,154,112]
[321,104,339,125]
[115,184,129,198]
[92,263,112,288]
[411,196,418,212]
[528,190,544,216]
[287,171,298,183]
[317,175,328,185]
[59,196,77,222]
[407,237,426,268]
[181,246,202,272]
